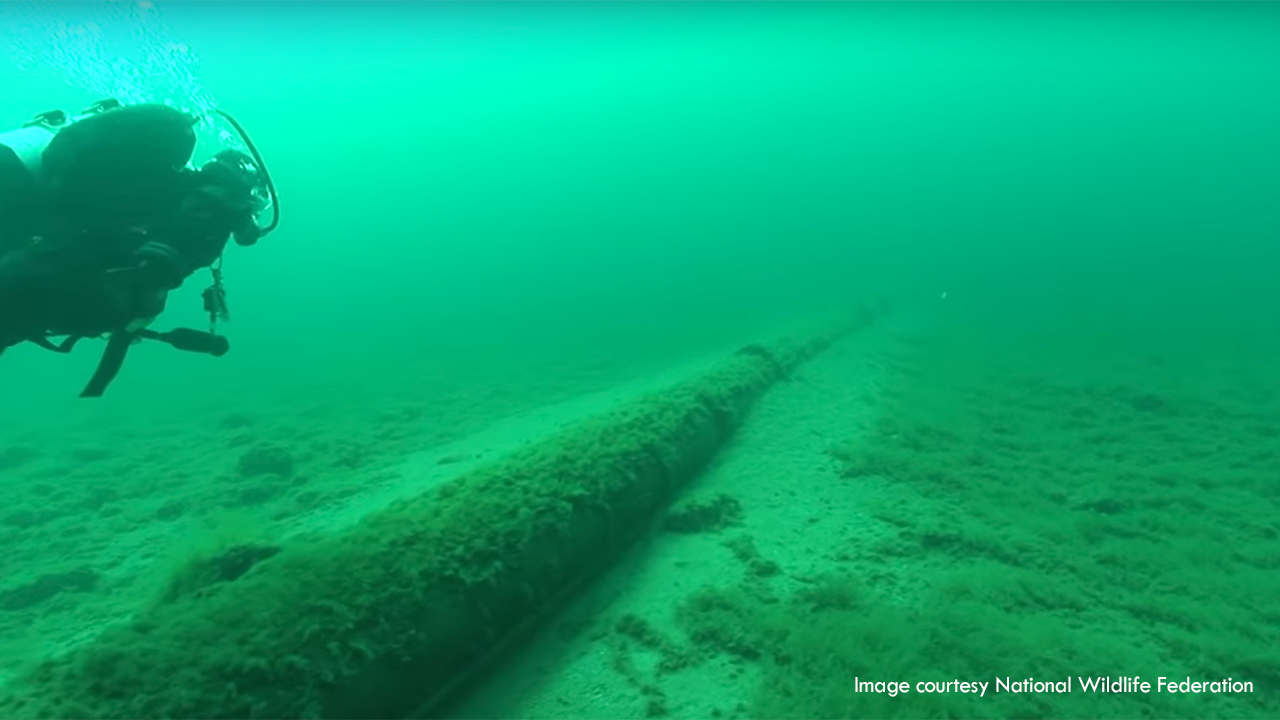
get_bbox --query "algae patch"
[662,494,743,534]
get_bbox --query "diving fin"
[80,331,136,398]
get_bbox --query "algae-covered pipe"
[0,311,877,720]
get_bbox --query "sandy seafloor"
[2,305,1279,719]
[0,312,859,688]
[0,335,710,655]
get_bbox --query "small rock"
[238,445,295,478]
[2,508,60,529]
[219,413,257,430]
[80,485,119,511]
[0,567,99,612]
[1131,393,1168,413]
[155,499,188,522]
[664,495,744,534]
[163,544,281,602]
[0,446,39,471]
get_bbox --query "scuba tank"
[0,99,125,179]
[0,99,200,244]
[0,99,126,249]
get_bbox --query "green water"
[0,2,1277,718]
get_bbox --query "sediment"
[0,311,876,719]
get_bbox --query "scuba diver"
[0,98,279,397]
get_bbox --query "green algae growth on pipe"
[0,311,878,720]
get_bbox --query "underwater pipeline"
[0,309,880,719]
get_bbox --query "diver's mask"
[205,149,271,246]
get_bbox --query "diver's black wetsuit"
[0,103,260,355]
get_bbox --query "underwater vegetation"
[590,333,1279,720]
[0,320,871,719]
